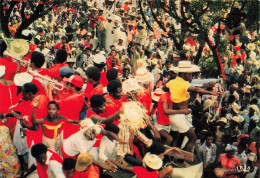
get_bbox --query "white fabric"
[62,128,101,157]
[99,136,117,163]
[169,114,193,133]
[46,151,65,178]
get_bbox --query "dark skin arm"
[91,109,123,125]
[188,86,222,96]
[21,164,37,178]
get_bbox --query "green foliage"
[199,55,219,78]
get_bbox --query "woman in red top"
[83,32,93,50]
[156,91,190,146]
[22,100,78,154]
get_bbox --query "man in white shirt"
[25,143,65,178]
[198,132,217,177]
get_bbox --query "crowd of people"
[0,0,259,178]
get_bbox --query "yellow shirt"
[166,77,191,103]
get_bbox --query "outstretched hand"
[32,98,39,107]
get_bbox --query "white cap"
[0,65,6,78]
[14,72,33,86]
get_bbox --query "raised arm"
[31,98,43,125]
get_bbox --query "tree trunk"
[206,38,221,75]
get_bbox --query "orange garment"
[99,71,108,87]
[73,165,99,178]
[103,94,122,125]
[8,25,18,35]
[56,93,84,139]
[53,42,71,53]
[138,89,152,116]
[107,64,122,74]
[84,84,103,104]
[13,95,49,147]
[49,63,69,81]
[157,92,171,125]
[0,57,17,80]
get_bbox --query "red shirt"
[49,63,69,81]
[218,153,241,172]
[42,115,67,139]
[84,84,103,104]
[14,95,49,147]
[56,93,84,139]
[157,92,171,125]
[132,166,159,178]
[0,57,17,80]
[102,94,122,125]
[53,42,70,53]
[106,56,120,66]
[138,89,152,116]
[99,71,108,87]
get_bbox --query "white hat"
[122,78,141,93]
[225,144,237,152]
[7,39,29,58]
[135,67,151,83]
[93,54,106,64]
[170,61,200,73]
[151,88,164,102]
[0,65,6,78]
[143,153,163,170]
[14,72,33,86]
[247,43,256,51]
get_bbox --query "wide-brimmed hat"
[231,103,240,113]
[170,61,200,73]
[76,153,93,172]
[214,168,226,177]
[7,39,29,57]
[135,67,151,83]
[151,88,164,102]
[248,152,257,162]
[93,54,106,64]
[0,65,6,78]
[231,116,240,123]
[249,105,259,113]
[218,117,227,124]
[203,99,214,111]
[225,144,237,152]
[143,153,163,170]
[14,72,33,86]
[122,78,141,94]
[247,43,256,51]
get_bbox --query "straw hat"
[247,43,256,51]
[225,144,237,152]
[249,105,259,113]
[120,101,149,130]
[143,153,163,170]
[14,72,33,86]
[248,152,257,162]
[122,78,142,94]
[170,61,200,73]
[231,103,240,113]
[76,153,93,172]
[135,67,151,83]
[151,88,164,102]
[231,116,240,123]
[151,58,158,66]
[0,65,6,78]
[218,117,227,124]
[137,59,148,68]
[7,39,29,57]
[214,168,226,177]
[203,99,214,111]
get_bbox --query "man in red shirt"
[103,80,123,125]
[49,50,69,81]
[106,49,120,66]
[107,58,122,74]
[50,75,85,140]
[29,51,51,95]
[84,67,104,105]
[53,36,71,53]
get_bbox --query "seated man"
[25,143,65,178]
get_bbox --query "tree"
[0,0,64,38]
[140,0,258,77]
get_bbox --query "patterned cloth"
[116,121,152,157]
[0,126,20,178]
